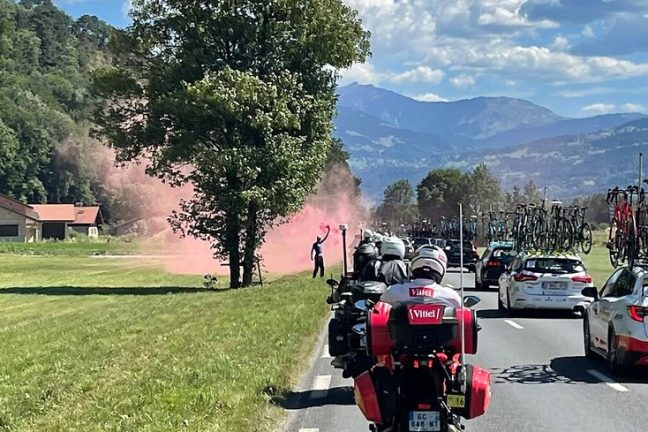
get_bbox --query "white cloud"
[582,103,616,114]
[620,103,646,113]
[339,62,383,85]
[412,93,449,102]
[582,25,595,38]
[390,66,445,84]
[450,74,476,88]
[550,36,569,52]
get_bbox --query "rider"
[360,236,409,286]
[380,246,461,308]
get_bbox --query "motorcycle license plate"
[408,411,441,432]
[447,394,466,409]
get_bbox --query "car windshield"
[523,258,585,274]
[412,238,429,247]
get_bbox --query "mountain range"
[334,83,647,200]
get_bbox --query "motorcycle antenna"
[340,224,349,275]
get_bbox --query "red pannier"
[454,364,492,419]
[387,302,479,355]
[366,301,394,356]
[354,367,397,424]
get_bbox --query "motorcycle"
[326,275,387,378]
[354,296,491,432]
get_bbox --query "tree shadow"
[271,386,355,409]
[493,356,648,385]
[0,286,220,296]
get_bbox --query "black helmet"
[353,243,378,274]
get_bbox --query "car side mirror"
[581,286,599,301]
[463,295,481,308]
[326,278,339,288]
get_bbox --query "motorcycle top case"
[453,364,492,419]
[366,301,394,356]
[354,367,396,424]
[352,280,388,302]
[387,302,478,355]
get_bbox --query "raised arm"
[321,226,331,243]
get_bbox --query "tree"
[523,180,543,204]
[417,168,467,220]
[465,163,503,215]
[92,0,369,288]
[377,179,418,225]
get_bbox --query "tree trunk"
[226,214,241,289]
[242,203,258,287]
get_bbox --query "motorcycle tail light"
[628,305,648,322]
[486,260,500,267]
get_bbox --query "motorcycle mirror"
[326,278,339,288]
[463,295,481,308]
[354,300,368,312]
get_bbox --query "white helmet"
[380,236,405,260]
[363,229,374,241]
[411,247,447,283]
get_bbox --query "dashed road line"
[587,369,629,392]
[504,319,524,329]
[298,429,319,432]
[322,344,331,358]
[309,374,332,400]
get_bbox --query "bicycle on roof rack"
[606,185,644,268]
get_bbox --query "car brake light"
[571,275,592,284]
[514,273,538,282]
[487,260,500,267]
[418,403,432,410]
[627,305,648,322]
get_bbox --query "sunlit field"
[0,255,329,432]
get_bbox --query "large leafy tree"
[377,179,418,225]
[92,0,369,287]
[465,163,503,215]
[417,168,467,220]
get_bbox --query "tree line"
[375,164,611,226]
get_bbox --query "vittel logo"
[410,309,440,319]
[409,287,434,297]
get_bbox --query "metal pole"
[639,152,644,191]
[459,203,465,368]
[342,228,348,275]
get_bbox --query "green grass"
[0,256,330,432]
[581,246,614,288]
[0,239,140,257]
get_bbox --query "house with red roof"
[0,195,42,242]
[0,194,104,241]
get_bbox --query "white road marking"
[322,345,331,358]
[312,375,331,390]
[298,429,319,432]
[504,319,524,329]
[309,374,332,400]
[587,369,629,392]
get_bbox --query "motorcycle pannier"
[387,303,478,355]
[328,318,348,357]
[354,367,396,424]
[366,301,394,356]
[454,364,492,419]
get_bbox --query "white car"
[498,253,595,316]
[583,265,648,374]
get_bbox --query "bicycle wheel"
[580,223,593,255]
[608,220,620,267]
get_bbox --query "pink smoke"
[96,147,365,276]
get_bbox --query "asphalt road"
[279,269,648,432]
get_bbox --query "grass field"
[0,255,330,432]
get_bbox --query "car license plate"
[542,282,567,290]
[409,411,440,432]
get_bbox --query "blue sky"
[54,0,648,118]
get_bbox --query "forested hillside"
[0,0,112,205]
